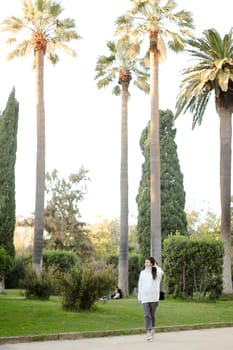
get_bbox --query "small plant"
[59,263,117,310]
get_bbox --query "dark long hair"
[147,256,157,280]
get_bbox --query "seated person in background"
[111,287,123,299]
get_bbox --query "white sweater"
[138,266,164,303]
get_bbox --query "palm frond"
[133,76,150,93]
[0,16,25,33]
[47,52,59,64]
[166,31,185,51]
[112,85,121,96]
[7,39,32,60]
[176,27,233,124]
[169,9,194,29]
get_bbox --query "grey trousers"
[142,302,158,330]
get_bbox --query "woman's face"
[145,259,153,268]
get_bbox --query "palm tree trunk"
[219,108,233,293]
[32,49,45,275]
[150,33,162,264]
[118,82,129,295]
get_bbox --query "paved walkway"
[0,327,232,350]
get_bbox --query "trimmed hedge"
[163,235,224,300]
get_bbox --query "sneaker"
[146,331,153,341]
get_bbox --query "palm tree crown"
[1,0,80,63]
[116,0,194,57]
[175,28,233,126]
[95,37,150,95]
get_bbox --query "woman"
[137,256,164,341]
[111,287,123,299]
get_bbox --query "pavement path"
[0,327,232,350]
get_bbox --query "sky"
[0,0,232,224]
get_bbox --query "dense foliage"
[44,169,95,262]
[106,253,142,294]
[163,235,224,299]
[0,248,12,281]
[5,250,77,290]
[43,249,78,273]
[59,264,117,310]
[0,88,19,258]
[20,266,52,300]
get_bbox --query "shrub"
[20,266,52,300]
[163,235,224,300]
[106,254,118,267]
[43,249,78,273]
[42,250,78,295]
[5,255,31,288]
[0,247,12,280]
[59,263,117,310]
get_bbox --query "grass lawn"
[0,290,233,337]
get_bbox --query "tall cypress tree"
[136,109,187,257]
[0,88,19,257]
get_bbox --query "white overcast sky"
[0,0,232,223]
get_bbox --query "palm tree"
[116,0,194,263]
[175,28,233,294]
[95,38,149,295]
[1,0,80,275]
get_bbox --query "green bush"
[42,250,79,295]
[128,254,141,294]
[59,263,117,310]
[20,266,52,300]
[5,250,78,291]
[0,247,12,279]
[105,254,143,295]
[163,235,224,300]
[5,255,31,288]
[43,249,78,273]
[106,254,118,267]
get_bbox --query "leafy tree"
[175,28,233,294]
[88,218,120,259]
[95,37,149,295]
[116,0,194,263]
[186,208,220,237]
[44,168,95,262]
[1,0,81,275]
[0,88,19,258]
[88,219,139,259]
[137,109,187,256]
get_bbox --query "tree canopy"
[44,168,95,262]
